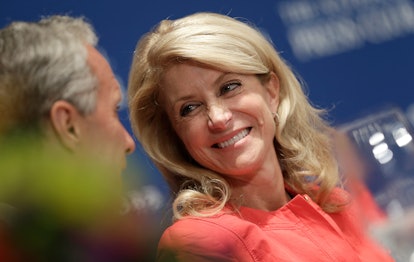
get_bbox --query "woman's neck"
[228,161,289,211]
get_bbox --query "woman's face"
[160,62,280,179]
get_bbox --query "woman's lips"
[212,127,252,148]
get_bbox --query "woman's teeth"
[216,128,250,148]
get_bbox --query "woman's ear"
[49,100,82,151]
[265,72,280,112]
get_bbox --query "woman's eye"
[180,103,200,117]
[220,82,241,96]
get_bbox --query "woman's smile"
[213,127,252,149]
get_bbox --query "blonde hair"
[128,12,343,220]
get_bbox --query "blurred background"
[1,0,414,260]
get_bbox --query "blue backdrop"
[2,0,414,211]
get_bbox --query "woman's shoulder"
[161,212,245,242]
[157,213,255,262]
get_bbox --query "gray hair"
[0,15,98,134]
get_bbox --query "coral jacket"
[157,192,394,262]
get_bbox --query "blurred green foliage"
[0,135,159,261]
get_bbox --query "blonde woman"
[128,12,394,262]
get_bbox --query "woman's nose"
[207,103,232,130]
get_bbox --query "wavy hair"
[128,12,343,220]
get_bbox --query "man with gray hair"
[0,15,135,176]
[0,16,158,262]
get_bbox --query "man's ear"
[49,100,82,151]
